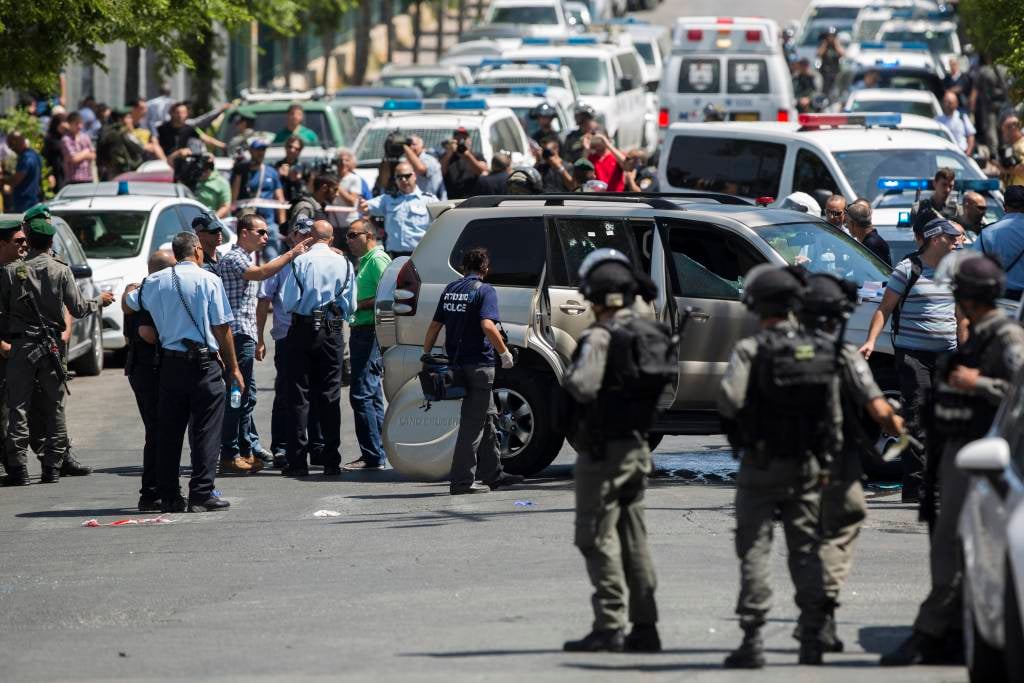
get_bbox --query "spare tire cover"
[383,377,462,481]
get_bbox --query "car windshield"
[354,127,483,163]
[854,18,888,42]
[879,29,955,53]
[378,75,459,98]
[490,6,558,24]
[560,56,609,96]
[55,211,149,259]
[853,69,938,92]
[218,110,330,147]
[875,191,1005,223]
[800,20,851,46]
[810,6,861,20]
[849,99,935,117]
[834,148,983,201]
[755,221,891,286]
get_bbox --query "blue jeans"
[221,333,256,460]
[348,325,385,465]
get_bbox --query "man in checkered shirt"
[215,213,310,473]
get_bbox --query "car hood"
[87,257,147,289]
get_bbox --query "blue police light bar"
[522,37,552,45]
[381,99,424,111]
[889,9,914,18]
[957,178,1001,192]
[604,17,647,25]
[456,85,548,97]
[444,99,488,110]
[877,177,930,191]
[898,211,912,227]
[479,58,561,68]
[875,58,901,67]
[798,113,901,128]
[567,35,600,44]
[861,41,929,51]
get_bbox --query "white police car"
[660,16,795,125]
[657,113,989,206]
[502,35,647,149]
[350,98,532,190]
[839,41,945,98]
[472,58,581,100]
[372,64,473,99]
[484,0,572,38]
[844,87,942,118]
[871,176,1004,235]
[454,85,574,143]
[876,16,962,69]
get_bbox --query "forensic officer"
[278,219,356,477]
[561,249,663,654]
[882,252,1024,666]
[124,249,175,511]
[797,273,906,652]
[718,265,835,668]
[0,205,114,486]
[123,232,242,512]
[358,161,437,258]
[421,247,521,494]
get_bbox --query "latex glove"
[499,350,514,369]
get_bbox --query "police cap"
[742,264,807,316]
[191,212,220,233]
[802,272,859,321]
[530,102,557,119]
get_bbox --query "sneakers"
[724,628,765,669]
[484,473,524,490]
[342,459,385,471]
[625,624,661,653]
[220,457,253,474]
[450,482,490,495]
[879,630,944,666]
[563,628,625,653]
[59,453,92,476]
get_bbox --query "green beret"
[23,204,51,222]
[26,217,55,236]
[0,219,22,231]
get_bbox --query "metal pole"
[412,0,422,64]
[249,20,259,89]
[435,0,445,60]
[384,0,394,64]
[457,0,466,34]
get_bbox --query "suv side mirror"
[957,436,1011,495]
[70,263,93,279]
[619,76,635,92]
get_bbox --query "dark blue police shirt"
[432,274,500,366]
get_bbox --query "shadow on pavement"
[331,506,574,527]
[17,507,138,518]
[858,625,912,654]
[399,649,564,657]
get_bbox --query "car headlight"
[96,277,123,295]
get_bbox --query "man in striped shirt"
[858,217,966,502]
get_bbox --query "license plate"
[732,112,760,121]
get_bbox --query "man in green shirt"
[343,218,391,471]
[272,104,319,146]
[194,159,232,218]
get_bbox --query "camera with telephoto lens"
[999,144,1022,169]
[313,155,338,176]
[384,129,413,163]
[173,139,212,191]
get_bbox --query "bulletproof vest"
[932,317,1018,438]
[592,314,678,437]
[745,327,839,462]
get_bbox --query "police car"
[660,16,796,125]
[473,59,581,100]
[372,64,473,99]
[47,185,234,353]
[454,85,574,143]
[350,98,532,190]
[502,35,647,149]
[838,41,945,99]
[657,113,989,206]
[484,0,572,38]
[844,87,942,118]
[876,17,962,69]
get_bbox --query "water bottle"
[822,248,836,273]
[230,383,242,409]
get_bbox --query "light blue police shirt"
[125,260,234,352]
[258,264,293,341]
[279,243,357,319]
[972,212,1024,290]
[364,186,436,253]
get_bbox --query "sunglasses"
[825,210,845,219]
[346,231,369,240]
[12,237,26,244]
[248,229,269,237]
[395,173,415,181]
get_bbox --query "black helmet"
[942,251,1006,303]
[742,264,808,317]
[574,103,596,120]
[530,102,557,119]
[800,272,859,326]
[577,248,657,307]
[506,165,543,195]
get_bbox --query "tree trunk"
[188,28,218,114]
[435,0,445,60]
[458,0,466,34]
[476,0,484,22]
[383,0,394,64]
[124,45,141,102]
[321,30,334,88]
[280,37,292,89]
[412,0,422,64]
[351,0,372,85]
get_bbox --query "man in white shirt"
[935,90,976,155]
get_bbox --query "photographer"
[275,136,311,205]
[564,104,599,164]
[816,27,844,98]
[359,161,436,257]
[230,139,286,260]
[440,127,487,200]
[289,173,338,231]
[194,154,232,218]
[226,111,257,158]
[535,139,573,192]
[999,113,1024,187]
[529,103,561,148]
[329,149,365,235]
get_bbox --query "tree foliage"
[958,0,1024,96]
[0,0,304,94]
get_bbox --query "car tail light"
[687,29,703,41]
[658,108,669,127]
[746,30,761,41]
[776,109,790,122]
[393,260,421,316]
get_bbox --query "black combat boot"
[822,604,844,653]
[625,624,662,652]
[724,625,765,669]
[563,628,625,652]
[879,630,944,666]
[1,465,30,486]
[59,452,92,476]
[40,467,60,484]
[799,637,824,665]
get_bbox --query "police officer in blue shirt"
[421,247,522,494]
[123,232,242,513]
[278,219,357,476]
[359,160,436,258]
[971,184,1024,299]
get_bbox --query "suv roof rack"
[454,192,752,210]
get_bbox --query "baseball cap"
[191,213,221,233]
[573,158,595,172]
[249,138,269,150]
[1004,185,1024,210]
[292,216,314,235]
[453,126,469,137]
[914,217,960,239]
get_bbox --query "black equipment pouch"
[183,339,212,372]
[418,353,466,406]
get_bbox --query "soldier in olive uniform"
[883,252,1024,666]
[0,218,27,479]
[0,206,114,485]
[718,265,837,668]
[562,249,666,654]
[797,273,906,652]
